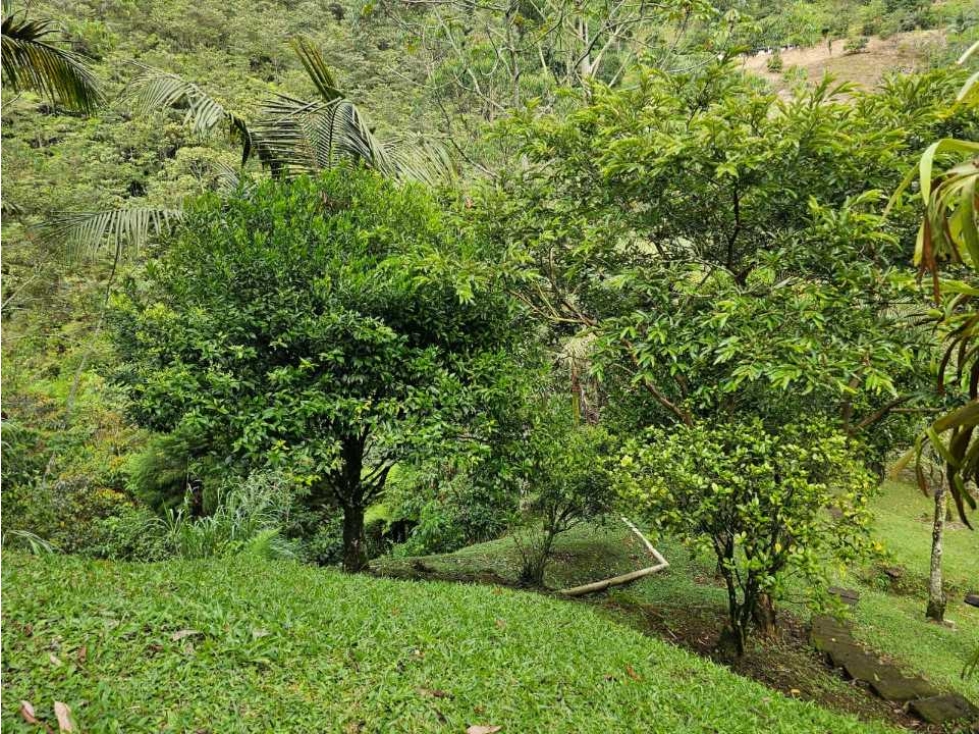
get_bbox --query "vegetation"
[2,0,979,730]
[2,551,899,734]
[1,3,103,112]
[620,420,876,654]
[110,170,524,571]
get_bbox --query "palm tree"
[42,36,453,256]
[1,2,103,113]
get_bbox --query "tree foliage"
[1,8,103,112]
[619,419,876,654]
[111,169,525,571]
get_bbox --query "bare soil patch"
[741,31,945,93]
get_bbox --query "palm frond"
[1,13,103,112]
[122,65,252,165]
[38,208,183,260]
[290,36,343,103]
[253,95,454,184]
[251,37,456,184]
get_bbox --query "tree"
[512,400,613,586]
[888,43,978,623]
[620,420,875,655]
[111,170,522,571]
[1,4,103,113]
[890,44,979,529]
[471,63,966,647]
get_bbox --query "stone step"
[867,674,939,703]
[908,694,979,725]
[827,586,861,606]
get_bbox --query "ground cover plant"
[1,551,902,734]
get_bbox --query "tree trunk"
[926,483,947,622]
[342,502,368,573]
[753,592,778,640]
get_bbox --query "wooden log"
[557,517,669,597]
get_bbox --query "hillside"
[0,552,897,734]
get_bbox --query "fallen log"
[557,517,669,597]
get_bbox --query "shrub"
[619,419,877,655]
[512,407,614,587]
[766,51,783,73]
[844,36,869,54]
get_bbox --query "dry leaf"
[418,688,452,699]
[54,701,74,732]
[251,628,270,639]
[170,629,202,642]
[466,726,502,734]
[49,653,63,667]
[494,618,506,629]
[20,700,38,724]
[789,688,801,695]
[625,665,640,681]
[76,646,88,664]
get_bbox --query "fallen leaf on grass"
[76,646,87,664]
[625,665,641,681]
[251,628,270,640]
[494,618,506,629]
[418,688,452,699]
[466,726,502,734]
[20,701,38,724]
[49,654,63,667]
[54,701,74,732]
[170,629,202,642]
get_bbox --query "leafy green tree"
[1,3,103,113]
[890,47,979,527]
[620,419,876,656]
[111,170,522,571]
[471,63,970,645]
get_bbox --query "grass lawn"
[0,551,898,734]
[375,482,979,723]
[845,480,979,702]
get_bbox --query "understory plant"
[512,406,613,587]
[150,470,296,560]
[619,419,877,655]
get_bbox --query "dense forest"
[2,0,979,731]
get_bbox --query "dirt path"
[740,31,945,93]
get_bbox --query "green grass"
[1,552,897,734]
[845,480,979,701]
[374,523,643,590]
[871,480,977,592]
[379,484,979,707]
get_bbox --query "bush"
[165,472,295,560]
[512,406,614,587]
[619,419,877,655]
[766,51,783,73]
[844,36,869,54]
[125,432,202,514]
